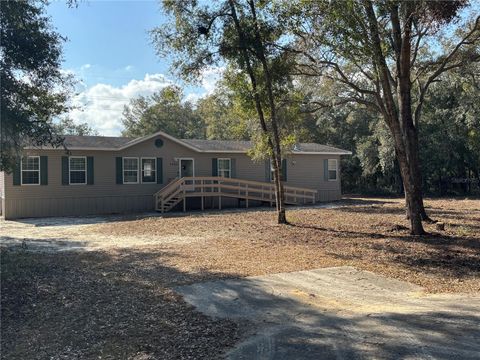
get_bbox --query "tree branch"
[414,15,480,124]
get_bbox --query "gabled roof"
[27,130,352,155]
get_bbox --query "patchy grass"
[1,197,478,359]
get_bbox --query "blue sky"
[47,1,221,135]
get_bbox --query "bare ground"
[1,197,479,359]
[88,197,480,293]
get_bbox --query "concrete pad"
[176,267,480,359]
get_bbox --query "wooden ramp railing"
[154,176,317,213]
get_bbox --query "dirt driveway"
[0,213,202,251]
[178,266,480,359]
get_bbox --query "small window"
[123,157,139,184]
[141,158,156,183]
[21,156,40,185]
[69,156,87,185]
[328,159,337,181]
[217,158,231,178]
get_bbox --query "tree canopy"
[54,118,98,136]
[0,0,74,172]
[121,85,205,139]
[271,0,479,234]
[153,0,306,223]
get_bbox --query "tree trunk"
[248,0,287,224]
[405,123,431,221]
[228,0,287,224]
[393,1,429,232]
[273,156,287,223]
[395,144,426,235]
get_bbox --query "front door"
[179,158,194,178]
[179,158,194,191]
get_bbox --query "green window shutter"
[40,156,48,185]
[282,159,287,182]
[212,158,218,176]
[324,159,329,181]
[87,157,94,185]
[62,156,69,185]
[231,158,236,178]
[13,158,21,185]
[116,157,123,184]
[156,158,163,184]
[265,160,271,182]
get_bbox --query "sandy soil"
[1,197,479,359]
[88,197,480,293]
[2,197,479,293]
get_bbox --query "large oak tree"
[283,0,479,234]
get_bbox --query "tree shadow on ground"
[334,201,480,220]
[8,197,399,228]
[288,222,480,278]
[338,197,399,205]
[334,205,407,216]
[177,274,480,359]
[0,246,243,360]
[4,242,477,359]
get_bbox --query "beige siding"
[3,135,343,218]
[0,171,4,216]
[0,171,4,198]
[285,155,341,201]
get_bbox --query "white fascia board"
[117,130,202,152]
[23,147,352,155]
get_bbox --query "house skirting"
[3,189,341,219]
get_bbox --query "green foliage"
[152,0,300,161]
[121,86,205,139]
[197,76,251,140]
[292,65,480,195]
[54,118,98,136]
[419,64,480,195]
[150,0,479,197]
[0,0,74,172]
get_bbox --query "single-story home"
[0,130,351,219]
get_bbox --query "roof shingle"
[30,133,351,154]
[62,135,134,149]
[182,139,350,154]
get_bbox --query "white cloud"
[80,63,92,70]
[69,73,173,136]
[200,66,224,95]
[184,66,225,104]
[67,67,224,136]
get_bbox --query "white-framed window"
[217,158,231,178]
[69,156,87,185]
[21,156,40,185]
[328,159,338,181]
[141,158,156,183]
[123,157,139,184]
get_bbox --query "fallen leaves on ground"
[91,197,480,294]
[1,197,478,359]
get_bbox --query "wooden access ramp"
[154,176,318,213]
